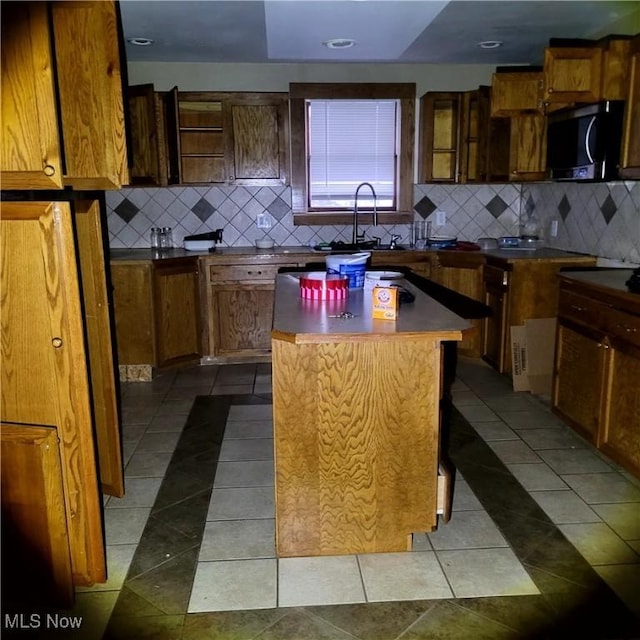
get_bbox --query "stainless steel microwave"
[546,100,625,181]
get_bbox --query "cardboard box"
[510,318,557,395]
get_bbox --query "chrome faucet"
[352,182,378,245]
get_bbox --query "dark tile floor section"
[101,394,640,640]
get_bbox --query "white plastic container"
[364,270,404,290]
[326,252,370,289]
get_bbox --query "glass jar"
[150,227,160,249]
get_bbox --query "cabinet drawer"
[209,263,292,283]
[603,307,640,348]
[558,290,608,329]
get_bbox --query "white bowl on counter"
[256,238,275,250]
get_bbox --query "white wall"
[127,61,497,95]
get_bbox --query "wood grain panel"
[0,1,62,188]
[273,337,441,556]
[215,287,275,353]
[154,267,200,365]
[0,201,105,585]
[601,341,640,474]
[232,104,280,179]
[51,0,128,189]
[1,423,74,606]
[111,262,155,365]
[74,200,123,498]
[553,322,604,442]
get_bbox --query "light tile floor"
[187,402,538,612]
[15,357,639,639]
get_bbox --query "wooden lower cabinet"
[481,256,597,374]
[1,423,73,606]
[429,252,484,357]
[111,257,201,371]
[552,276,640,478]
[201,260,299,361]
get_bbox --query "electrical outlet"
[550,219,558,237]
[256,212,272,229]
[436,210,446,226]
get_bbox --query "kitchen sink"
[313,241,408,253]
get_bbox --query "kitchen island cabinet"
[553,269,640,479]
[271,274,470,557]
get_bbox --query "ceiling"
[119,0,639,66]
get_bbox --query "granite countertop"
[109,246,315,261]
[483,247,595,263]
[559,267,636,294]
[271,274,471,342]
[110,245,592,263]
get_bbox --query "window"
[289,83,416,225]
[307,99,397,210]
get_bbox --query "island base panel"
[272,337,443,557]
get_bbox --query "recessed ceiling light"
[323,38,357,50]
[127,37,155,46]
[478,40,503,49]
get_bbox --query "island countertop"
[271,273,471,344]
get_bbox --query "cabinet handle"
[43,164,56,177]
[52,337,63,348]
[548,87,554,94]
[570,304,586,312]
[616,323,637,333]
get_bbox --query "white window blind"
[307,99,398,209]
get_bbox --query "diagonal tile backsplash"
[105,182,639,264]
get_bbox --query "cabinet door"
[599,339,640,476]
[225,94,289,185]
[210,284,275,357]
[111,262,156,366]
[508,114,547,181]
[432,262,483,358]
[75,199,123,498]
[0,1,63,189]
[1,423,74,607]
[51,0,129,189]
[482,266,509,372]
[552,322,605,443]
[0,201,105,586]
[419,92,461,182]
[620,35,640,179]
[490,71,543,116]
[543,46,604,104]
[153,260,201,367]
[127,84,168,186]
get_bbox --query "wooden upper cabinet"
[165,90,290,186]
[225,93,289,185]
[127,84,168,186]
[508,113,547,181]
[418,92,461,182]
[1,2,63,189]
[51,0,129,189]
[543,45,604,104]
[490,70,544,116]
[1,1,129,190]
[620,35,640,179]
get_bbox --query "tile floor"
[9,358,640,639]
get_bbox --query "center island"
[271,272,472,557]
